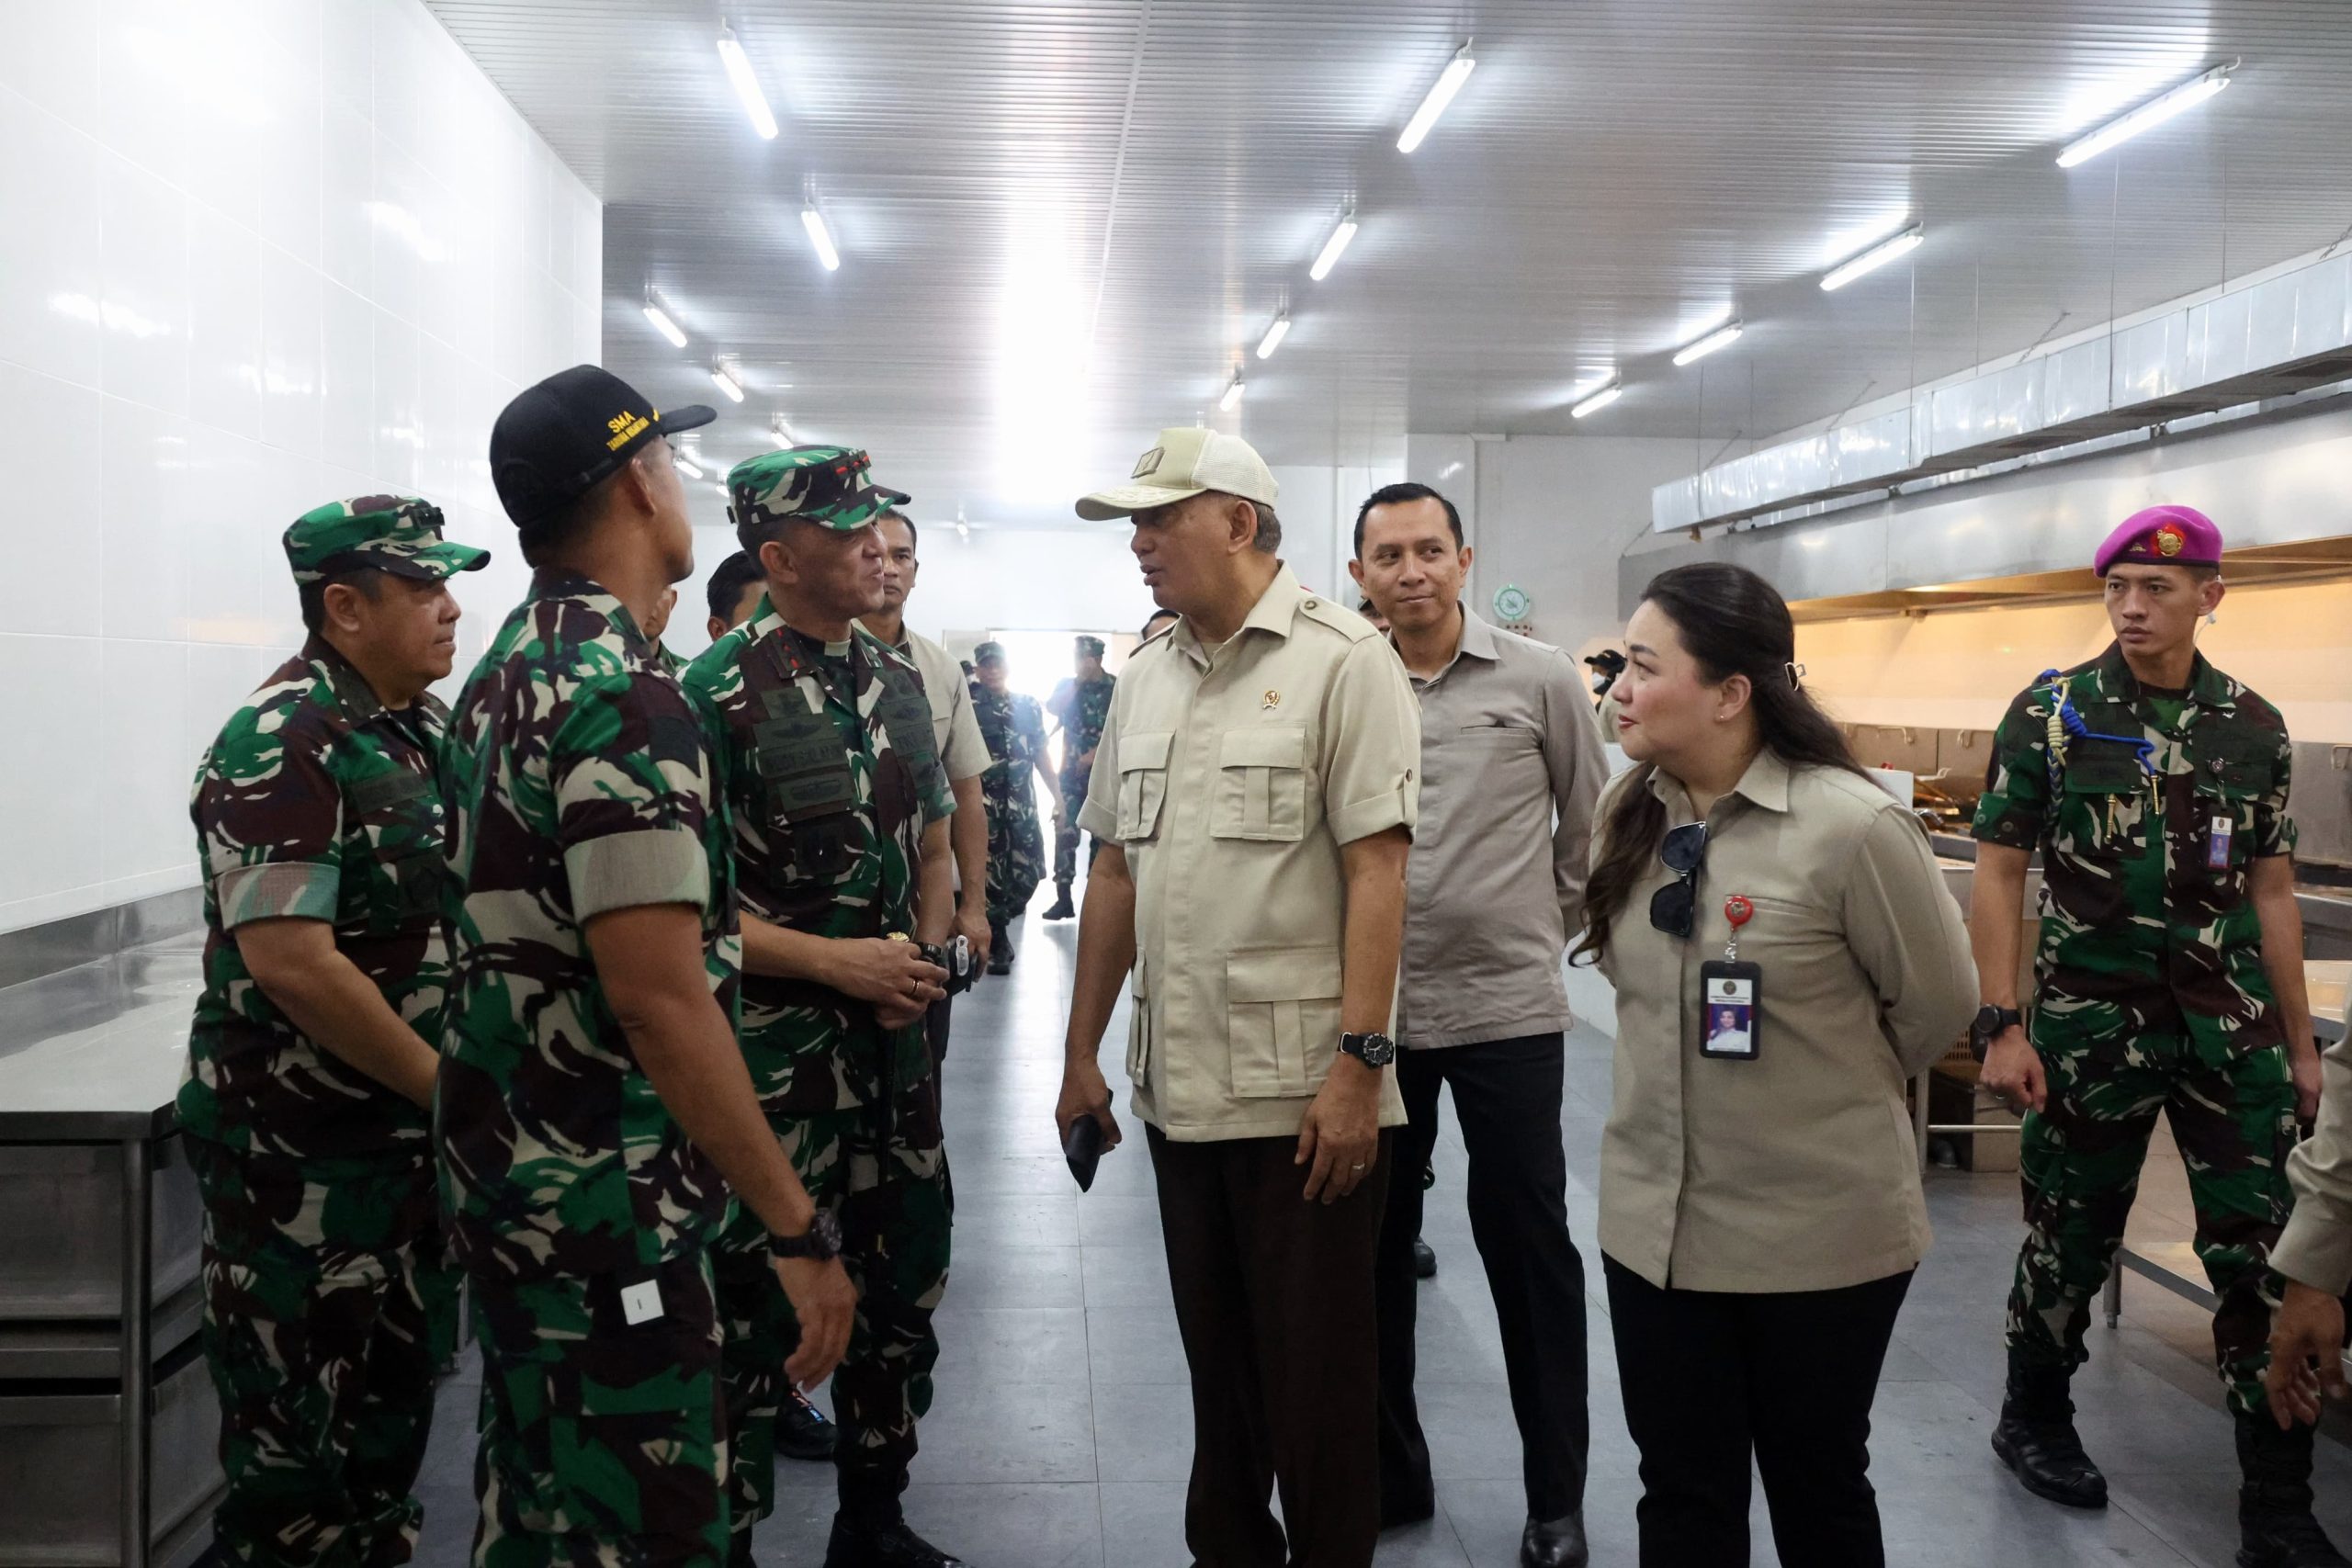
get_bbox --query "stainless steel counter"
[0,930,214,1568]
[0,931,201,1141]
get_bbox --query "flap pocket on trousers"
[1227,947,1344,1099]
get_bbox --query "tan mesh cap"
[1075,427,1280,521]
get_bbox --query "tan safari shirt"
[1079,564,1422,1142]
[896,627,989,784]
[2277,1030,2352,1293]
[1594,751,1975,1292]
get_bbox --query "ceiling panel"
[424,0,2352,527]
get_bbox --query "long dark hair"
[1572,563,1871,966]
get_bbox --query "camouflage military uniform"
[181,496,483,1567]
[1973,643,2298,1416]
[684,587,956,1554]
[1047,670,1115,885]
[971,682,1048,928]
[438,569,742,1566]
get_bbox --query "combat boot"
[2237,1411,2352,1566]
[823,1516,967,1568]
[1991,1359,2108,1508]
[1042,881,1075,920]
[987,923,1013,976]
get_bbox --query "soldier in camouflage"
[1040,636,1115,919]
[967,641,1060,974]
[181,495,486,1566]
[1970,504,2340,1566]
[683,446,962,1568]
[441,366,854,1568]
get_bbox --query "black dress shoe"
[1521,1512,1589,1568]
[1413,1235,1438,1279]
[822,1516,967,1568]
[776,1388,837,1462]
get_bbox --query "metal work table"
[0,931,220,1568]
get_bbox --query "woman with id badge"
[1575,563,1973,1568]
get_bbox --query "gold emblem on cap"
[2155,525,2184,557]
[1262,689,1281,711]
[1132,447,1165,479]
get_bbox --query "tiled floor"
[399,904,2352,1565]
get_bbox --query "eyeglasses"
[1648,822,1709,939]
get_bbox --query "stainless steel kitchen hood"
[1653,248,2352,535]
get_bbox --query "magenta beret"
[2093,504,2222,577]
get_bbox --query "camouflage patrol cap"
[1075,636,1106,659]
[727,446,910,536]
[283,496,490,586]
[972,640,1008,666]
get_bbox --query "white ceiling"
[424,0,2352,528]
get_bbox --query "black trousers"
[1149,1126,1394,1568]
[1374,1032,1588,1523]
[1603,1255,1914,1568]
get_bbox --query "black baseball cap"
[489,364,717,526]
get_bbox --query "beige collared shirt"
[1595,751,1975,1292]
[2277,1035,2352,1292]
[1395,609,1605,1049]
[896,627,989,784]
[1079,564,1422,1142]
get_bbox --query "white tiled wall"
[0,0,602,932]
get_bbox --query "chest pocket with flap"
[753,711,859,877]
[1212,726,1307,842]
[2058,739,2151,861]
[1114,731,1173,841]
[345,766,443,929]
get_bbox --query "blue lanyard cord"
[2036,669,2158,789]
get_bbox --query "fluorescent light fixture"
[1256,312,1291,360]
[956,519,970,540]
[1219,375,1246,413]
[1821,224,1924,291]
[1397,41,1476,154]
[1672,321,1743,367]
[716,25,778,141]
[801,207,841,272]
[1309,210,1359,282]
[674,452,706,479]
[771,413,797,445]
[642,299,688,347]
[2058,62,2233,168]
[710,365,744,402]
[1569,378,1623,419]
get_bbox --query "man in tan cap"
[1054,427,1421,1568]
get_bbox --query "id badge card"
[1699,960,1762,1061]
[2207,813,2233,871]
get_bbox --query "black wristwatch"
[1337,1032,1398,1069]
[770,1210,842,1262]
[1969,1005,2024,1064]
